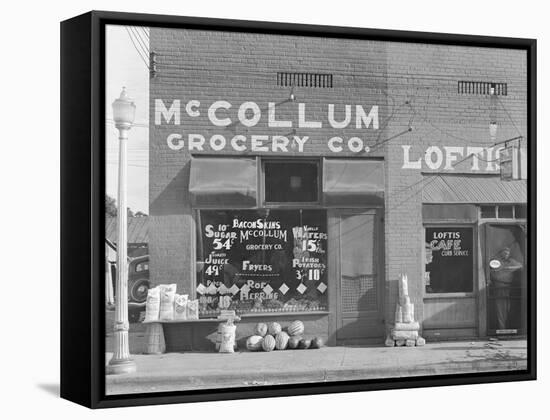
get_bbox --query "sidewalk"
[106,339,527,395]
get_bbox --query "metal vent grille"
[341,275,378,312]
[458,81,508,96]
[277,72,333,88]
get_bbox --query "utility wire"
[125,26,149,70]
[496,95,523,138]
[107,163,149,168]
[106,119,149,128]
[370,127,412,153]
[130,26,149,58]
[129,26,149,57]
[132,26,149,51]
[139,26,150,41]
[387,175,442,211]
[152,56,490,83]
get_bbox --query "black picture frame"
[60,10,536,409]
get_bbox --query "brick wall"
[384,43,526,331]
[149,28,527,336]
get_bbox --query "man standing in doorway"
[489,247,523,330]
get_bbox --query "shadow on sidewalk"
[36,383,59,397]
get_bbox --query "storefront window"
[498,205,514,218]
[514,204,527,219]
[481,205,497,218]
[425,226,474,294]
[264,161,319,203]
[480,204,526,220]
[196,209,328,316]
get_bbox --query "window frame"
[478,203,527,221]
[260,157,322,208]
[193,207,330,317]
[423,222,477,299]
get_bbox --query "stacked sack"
[246,320,324,352]
[143,283,199,322]
[218,319,237,354]
[385,274,426,347]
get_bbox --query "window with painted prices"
[196,209,328,316]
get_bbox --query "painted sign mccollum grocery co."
[155,99,380,153]
[154,98,504,173]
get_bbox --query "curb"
[106,359,527,394]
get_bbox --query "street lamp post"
[107,87,137,375]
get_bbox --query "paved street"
[105,339,527,395]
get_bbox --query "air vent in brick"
[458,81,508,96]
[277,72,333,88]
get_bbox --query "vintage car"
[128,254,150,303]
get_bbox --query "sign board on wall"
[500,143,528,180]
[155,99,382,154]
[425,227,474,294]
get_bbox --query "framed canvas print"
[60,11,536,408]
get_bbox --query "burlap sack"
[174,294,188,321]
[219,323,237,353]
[159,284,177,321]
[144,287,161,322]
[187,299,199,320]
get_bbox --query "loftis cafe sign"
[154,99,380,153]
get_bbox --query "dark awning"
[422,174,527,203]
[189,157,257,207]
[322,159,384,206]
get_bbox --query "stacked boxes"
[385,274,426,347]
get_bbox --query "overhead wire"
[387,175,442,211]
[113,31,528,218]
[106,119,149,128]
[131,26,149,54]
[139,26,150,41]
[107,162,149,168]
[105,51,525,200]
[125,26,149,70]
[129,26,149,59]
[151,56,494,84]
[496,94,524,138]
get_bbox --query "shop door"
[329,210,384,344]
[484,223,527,336]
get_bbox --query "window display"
[196,209,328,316]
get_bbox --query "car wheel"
[129,278,149,303]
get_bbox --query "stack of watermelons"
[245,321,324,352]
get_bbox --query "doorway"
[484,223,527,336]
[328,209,384,344]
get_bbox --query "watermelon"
[246,335,264,351]
[262,334,276,352]
[311,337,324,349]
[288,336,301,349]
[275,332,289,350]
[288,320,305,336]
[254,322,268,337]
[268,322,282,336]
[298,338,311,349]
